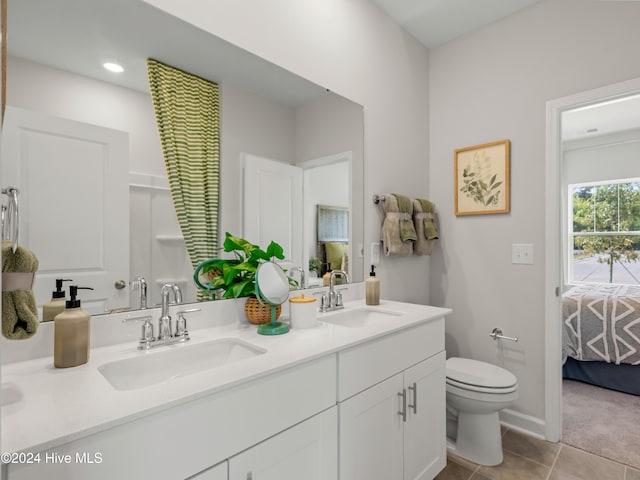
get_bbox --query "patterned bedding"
[563,284,640,365]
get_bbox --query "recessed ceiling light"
[103,62,124,73]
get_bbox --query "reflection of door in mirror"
[1,106,129,315]
[242,153,303,273]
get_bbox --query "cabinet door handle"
[408,382,418,415]
[398,388,407,422]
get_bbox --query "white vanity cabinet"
[338,320,446,480]
[228,407,337,480]
[3,301,449,480]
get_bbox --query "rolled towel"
[413,199,439,256]
[2,241,39,339]
[380,194,413,256]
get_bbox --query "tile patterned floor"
[436,428,640,480]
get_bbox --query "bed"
[562,284,640,394]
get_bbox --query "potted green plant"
[195,233,297,324]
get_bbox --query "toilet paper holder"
[489,327,518,342]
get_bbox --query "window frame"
[567,177,640,286]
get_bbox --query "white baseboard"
[499,408,547,441]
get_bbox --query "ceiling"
[370,0,640,142]
[370,0,541,48]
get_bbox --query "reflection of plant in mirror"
[308,257,322,275]
[459,154,502,207]
[199,233,297,299]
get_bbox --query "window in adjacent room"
[568,178,640,285]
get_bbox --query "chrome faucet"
[318,270,349,312]
[290,266,305,289]
[124,283,200,350]
[131,276,148,309]
[159,283,183,341]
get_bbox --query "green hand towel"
[418,199,439,240]
[393,194,417,242]
[2,241,39,340]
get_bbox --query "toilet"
[445,357,518,466]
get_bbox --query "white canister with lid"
[289,294,318,329]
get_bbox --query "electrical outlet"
[371,242,381,265]
[512,244,534,265]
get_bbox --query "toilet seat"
[446,377,518,395]
[446,357,517,393]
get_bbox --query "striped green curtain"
[147,59,219,300]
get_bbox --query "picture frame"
[454,139,510,216]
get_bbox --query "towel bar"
[372,194,386,204]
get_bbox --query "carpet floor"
[563,379,640,470]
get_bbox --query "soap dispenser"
[54,285,94,368]
[42,278,73,322]
[365,265,380,306]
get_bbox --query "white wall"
[429,0,640,430]
[142,0,432,304]
[295,93,364,166]
[219,81,296,237]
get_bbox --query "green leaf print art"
[454,140,510,216]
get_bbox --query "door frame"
[544,75,640,442]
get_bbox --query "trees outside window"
[570,180,640,284]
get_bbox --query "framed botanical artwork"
[454,139,510,216]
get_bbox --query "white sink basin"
[320,307,404,328]
[98,338,266,391]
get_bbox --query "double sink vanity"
[1,289,450,480]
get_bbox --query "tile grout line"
[502,446,556,470]
[545,443,563,480]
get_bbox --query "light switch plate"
[512,244,534,265]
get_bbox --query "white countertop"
[1,299,450,454]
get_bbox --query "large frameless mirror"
[3,0,364,316]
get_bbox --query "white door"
[1,107,129,314]
[242,153,303,272]
[404,352,447,480]
[339,373,404,480]
[229,407,337,480]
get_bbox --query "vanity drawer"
[337,317,444,401]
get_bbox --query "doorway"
[544,76,640,442]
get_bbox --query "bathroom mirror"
[3,0,364,315]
